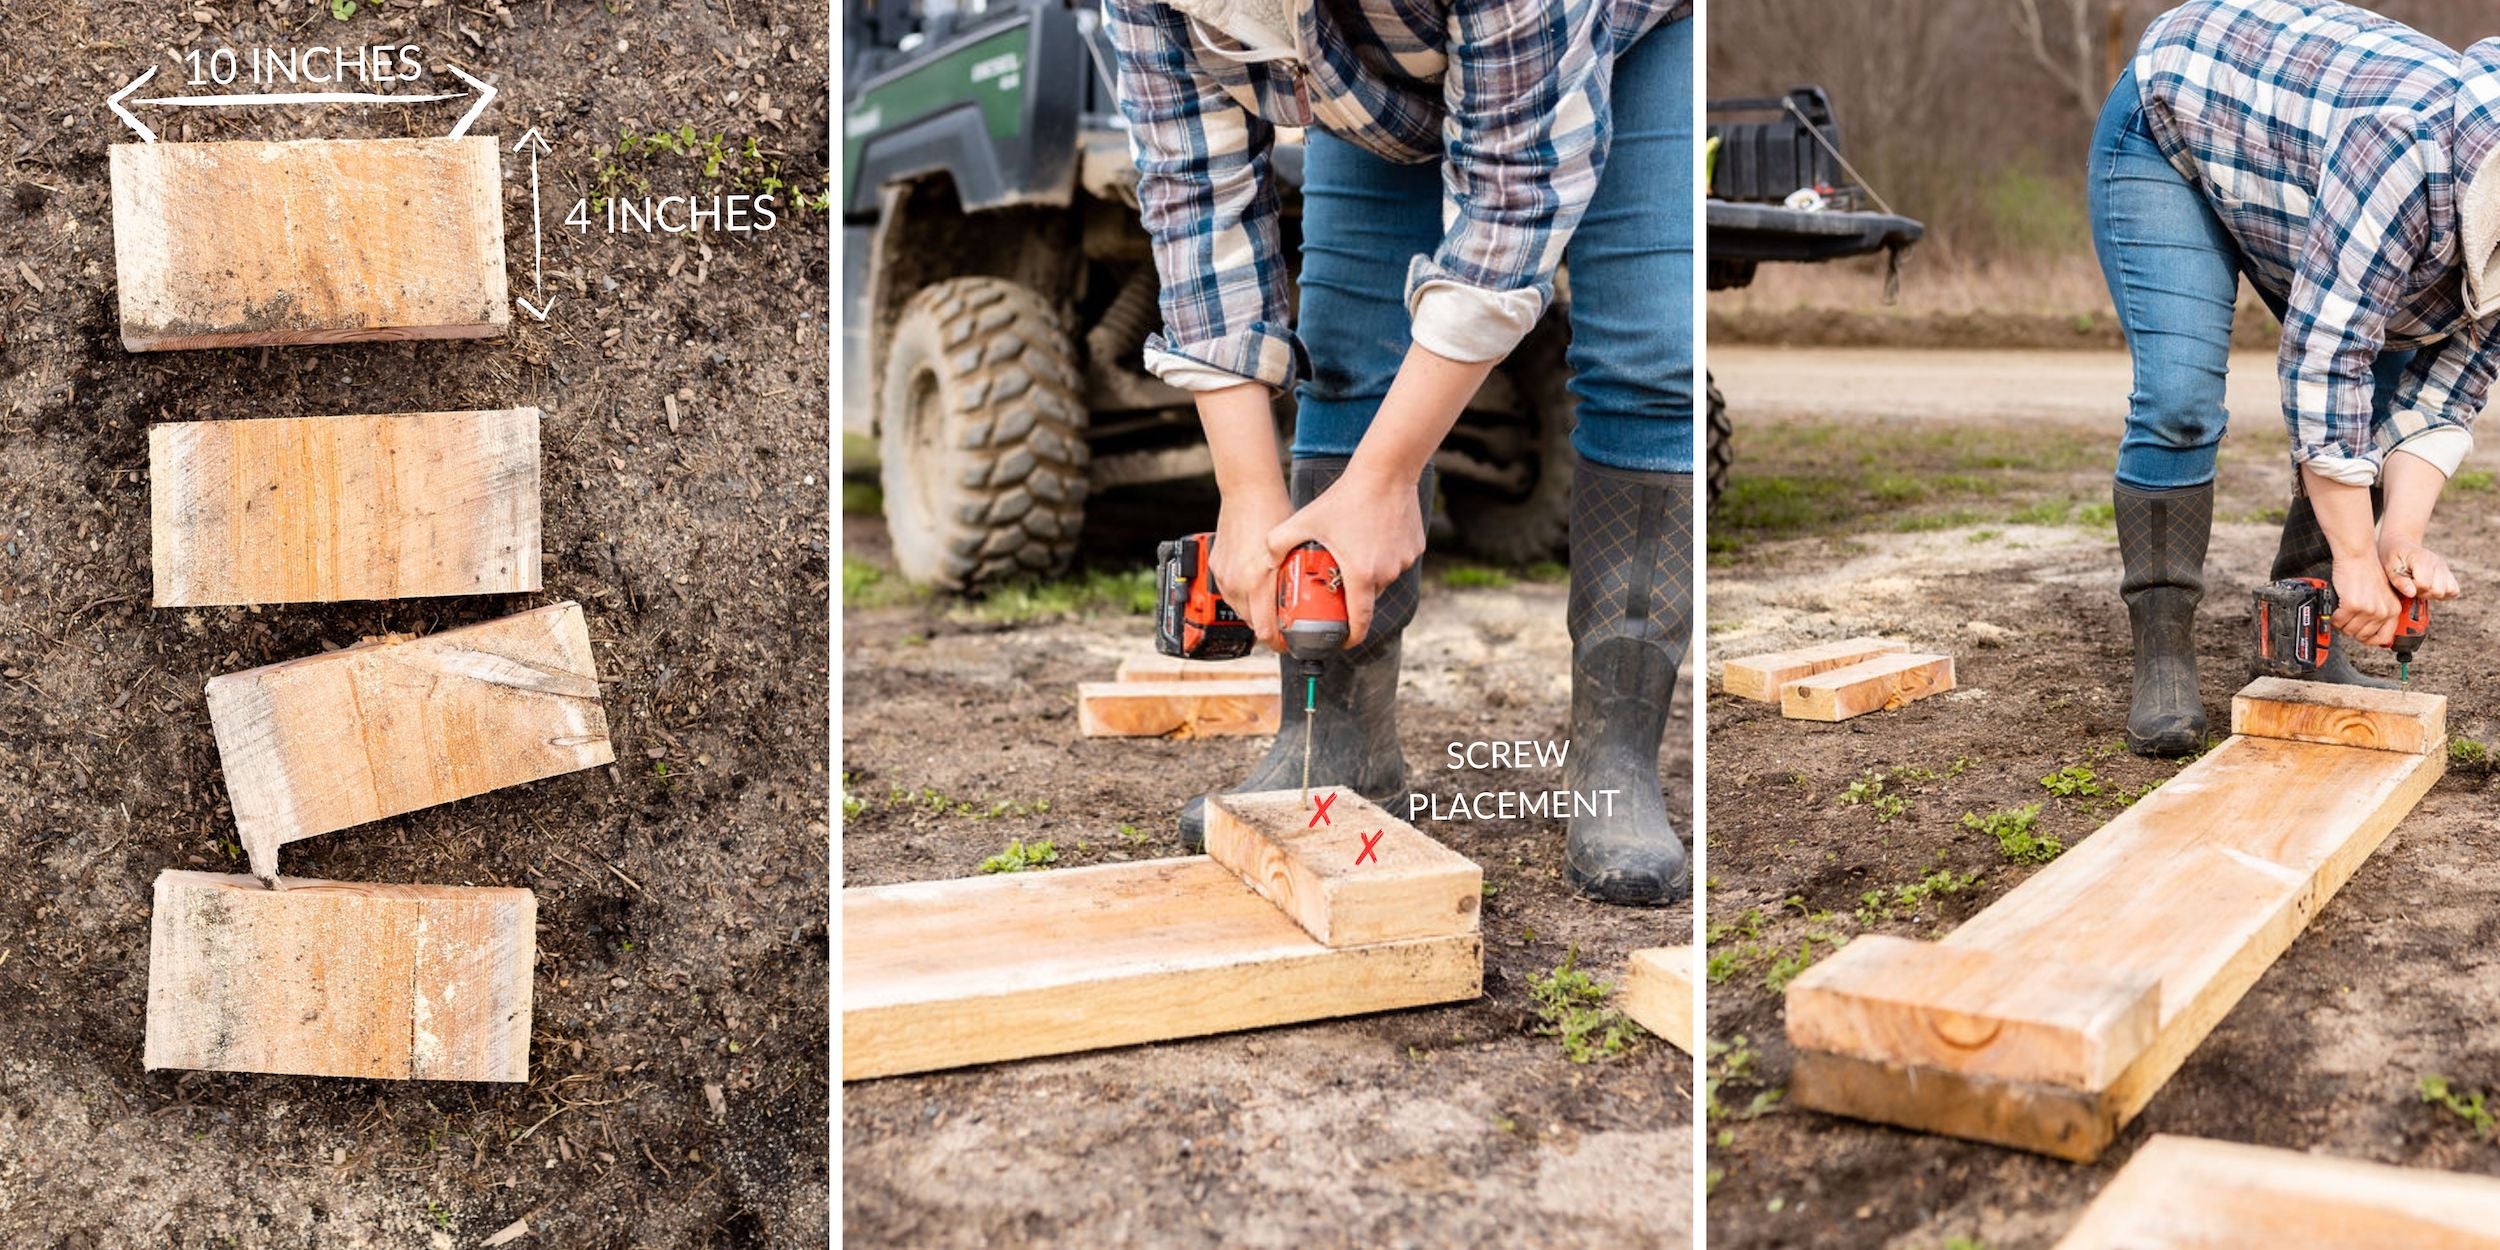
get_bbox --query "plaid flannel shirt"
[1106,0,1691,393]
[2136,0,2500,483]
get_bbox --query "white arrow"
[516,296,556,321]
[105,62,496,143]
[512,126,551,299]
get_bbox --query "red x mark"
[1356,831,1383,865]
[1307,792,1336,827]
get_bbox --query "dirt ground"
[0,3,828,1246]
[838,480,1695,1248]
[1703,346,2500,1249]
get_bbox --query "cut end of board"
[1203,788,1481,946]
[2230,677,2445,755]
[1787,935,2160,1092]
[1076,679,1281,738]
[1621,946,1694,1054]
[1779,653,1955,722]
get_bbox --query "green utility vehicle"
[843,0,1577,590]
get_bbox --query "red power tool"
[1156,534,1349,792]
[2252,576,2428,684]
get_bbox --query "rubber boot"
[2269,487,2400,689]
[2113,480,2211,757]
[1562,462,1692,906]
[1175,458,1431,851]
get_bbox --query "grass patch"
[1710,419,2100,555]
[1440,563,1515,589]
[1529,947,1644,1064]
[978,838,1059,874]
[842,556,924,608]
[1856,865,1983,925]
[2007,498,2074,525]
[965,567,1158,622]
[1964,804,2063,865]
[841,481,883,516]
[1837,770,1910,823]
[2421,1075,2498,1137]
[594,123,830,212]
[1892,508,1987,533]
[2039,764,2102,798]
[2454,469,2495,492]
[1705,1035,1785,1126]
[2450,737,2491,771]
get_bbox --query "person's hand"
[2379,539,2460,601]
[1266,463,1424,648]
[2330,551,2403,647]
[1212,488,1295,650]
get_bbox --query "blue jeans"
[1290,17,1693,473]
[2089,67,2411,489]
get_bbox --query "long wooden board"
[145,871,534,1082]
[1113,653,1279,683]
[151,409,542,607]
[1779,652,1955,721]
[1621,947,1694,1054]
[1076,679,1280,738]
[110,137,508,351]
[1788,680,2445,1160]
[1203,789,1481,946]
[208,602,613,881]
[1721,637,1908,702]
[843,857,1482,1080]
[2052,1135,2500,1248]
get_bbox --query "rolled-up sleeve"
[1411,0,1687,363]
[1105,0,1305,392]
[2379,327,2495,476]
[2278,111,2435,485]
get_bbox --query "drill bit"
[1300,671,1317,805]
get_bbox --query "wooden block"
[842,857,1483,1080]
[1202,788,1481,946]
[2053,1135,2500,1249]
[1779,652,1955,721]
[1721,636,1909,702]
[208,602,613,880]
[151,408,542,607]
[1076,679,1280,738]
[145,870,533,1082]
[1621,946,1694,1054]
[1112,652,1279,683]
[1788,689,2444,1160]
[110,137,508,351]
[1786,935,2159,1090]
[2232,676,2445,755]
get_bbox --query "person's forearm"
[1197,383,1289,507]
[2378,449,2447,548]
[2300,467,2382,560]
[1342,344,1500,488]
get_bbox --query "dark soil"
[1704,348,2500,1249]
[839,490,1695,1249]
[0,3,828,1246]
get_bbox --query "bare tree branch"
[2007,0,2105,120]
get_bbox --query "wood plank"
[842,857,1483,1080]
[1786,935,2159,1091]
[151,408,541,607]
[1202,788,1481,946]
[110,137,508,351]
[2232,676,2444,754]
[1788,681,2444,1160]
[2053,1135,2500,1249]
[145,870,533,1082]
[1722,636,1909,702]
[1621,946,1694,1055]
[1113,653,1279,683]
[207,602,613,881]
[1076,679,1280,738]
[1779,652,1955,721]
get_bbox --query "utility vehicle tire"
[878,277,1089,591]
[1705,373,1731,512]
[1446,315,1575,565]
